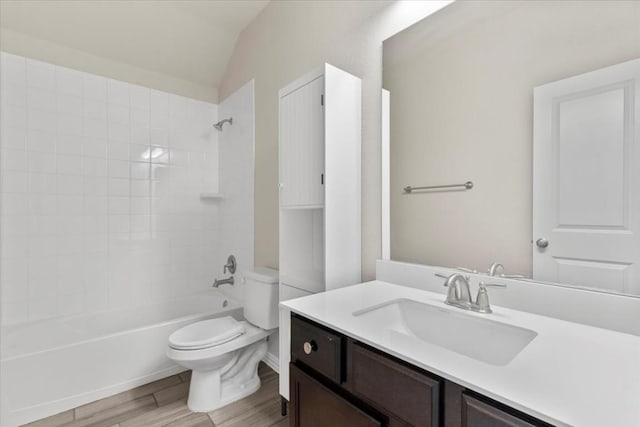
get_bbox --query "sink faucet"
[435,273,506,313]
[213,276,234,288]
[436,273,472,308]
[487,262,524,278]
[487,262,504,276]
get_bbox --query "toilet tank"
[243,267,279,329]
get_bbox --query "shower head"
[213,117,233,131]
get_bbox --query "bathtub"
[0,290,242,427]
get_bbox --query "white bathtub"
[0,290,242,427]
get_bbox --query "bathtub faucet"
[213,276,234,288]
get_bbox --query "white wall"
[0,52,220,324]
[219,1,451,279]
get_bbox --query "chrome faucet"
[435,273,506,314]
[213,276,234,288]
[488,262,504,276]
[487,262,524,279]
[436,273,472,308]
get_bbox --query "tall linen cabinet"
[278,64,362,399]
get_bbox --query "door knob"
[536,238,549,248]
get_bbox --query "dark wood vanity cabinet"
[289,314,553,427]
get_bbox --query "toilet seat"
[167,321,271,362]
[169,316,245,350]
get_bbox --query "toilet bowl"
[166,267,279,412]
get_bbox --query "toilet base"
[186,339,268,412]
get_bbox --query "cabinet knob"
[303,341,317,355]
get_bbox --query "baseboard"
[262,351,279,374]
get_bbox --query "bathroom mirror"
[384,1,640,296]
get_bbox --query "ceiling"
[0,0,270,92]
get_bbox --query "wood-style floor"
[25,363,287,427]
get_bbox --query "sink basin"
[353,299,537,366]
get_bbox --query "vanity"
[280,275,640,427]
[289,313,549,427]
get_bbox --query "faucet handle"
[478,282,507,290]
[499,274,525,279]
[475,282,506,313]
[456,267,478,274]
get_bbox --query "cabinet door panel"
[462,394,540,427]
[291,315,343,383]
[350,341,441,427]
[279,77,324,207]
[290,364,381,427]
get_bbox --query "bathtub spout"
[213,276,234,288]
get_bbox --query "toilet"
[166,267,279,412]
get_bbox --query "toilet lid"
[168,316,245,350]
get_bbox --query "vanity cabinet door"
[461,394,541,427]
[349,341,441,427]
[290,364,381,427]
[291,315,343,383]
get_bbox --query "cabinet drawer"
[290,364,381,427]
[350,341,441,427]
[462,394,547,427]
[291,315,343,383]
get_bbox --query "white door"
[533,58,640,295]
[279,76,325,208]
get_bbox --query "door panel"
[289,364,381,427]
[279,77,324,208]
[462,394,538,427]
[533,58,640,294]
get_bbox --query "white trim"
[262,351,279,374]
[381,89,391,260]
[278,67,324,98]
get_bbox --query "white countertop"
[280,280,640,427]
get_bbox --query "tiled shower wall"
[0,52,222,324]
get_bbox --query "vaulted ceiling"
[0,0,269,96]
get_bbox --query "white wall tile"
[83,75,107,101]
[84,99,108,121]
[108,103,130,125]
[107,79,129,106]
[108,142,129,160]
[108,178,129,196]
[84,196,108,215]
[57,113,83,136]
[130,85,150,110]
[57,94,83,116]
[131,162,150,180]
[57,174,83,195]
[56,67,83,97]
[108,197,129,215]
[56,154,83,175]
[83,176,107,196]
[1,126,26,149]
[1,54,229,324]
[27,87,56,111]
[5,105,27,129]
[26,59,55,90]
[57,134,83,155]
[83,157,108,177]
[108,159,129,178]
[83,117,108,138]
[108,122,130,143]
[83,138,108,158]
[29,173,57,195]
